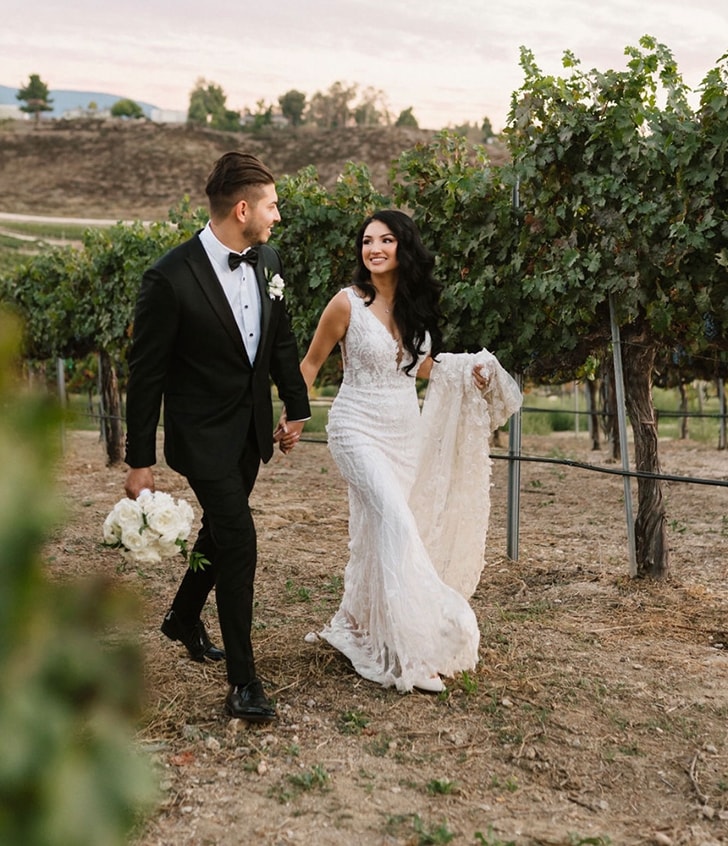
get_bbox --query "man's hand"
[125,466,155,498]
[274,419,305,454]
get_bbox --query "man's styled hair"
[205,152,275,219]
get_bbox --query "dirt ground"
[46,428,728,846]
[15,118,725,844]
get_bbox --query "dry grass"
[47,430,728,846]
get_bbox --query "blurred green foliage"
[0,309,157,845]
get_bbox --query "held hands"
[274,413,304,455]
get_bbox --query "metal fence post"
[608,294,637,575]
[506,373,523,561]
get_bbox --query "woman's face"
[361,219,399,277]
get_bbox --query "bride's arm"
[300,290,350,390]
[417,354,488,390]
[276,291,350,452]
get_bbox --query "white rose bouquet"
[102,489,205,568]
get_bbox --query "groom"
[124,151,310,722]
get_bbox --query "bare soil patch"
[48,429,728,846]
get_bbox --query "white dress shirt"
[197,223,310,425]
[198,222,261,363]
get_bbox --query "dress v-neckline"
[352,287,398,344]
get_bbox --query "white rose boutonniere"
[265,267,285,300]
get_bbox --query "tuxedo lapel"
[186,240,251,365]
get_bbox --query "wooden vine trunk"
[622,335,669,578]
[99,350,124,466]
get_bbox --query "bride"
[280,210,521,693]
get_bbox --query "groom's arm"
[268,306,311,423]
[125,267,179,468]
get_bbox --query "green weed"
[475,827,516,846]
[490,774,519,792]
[287,763,330,792]
[338,708,370,735]
[426,778,458,795]
[412,814,455,844]
[284,579,312,602]
[456,671,478,695]
[365,734,393,757]
[668,518,687,534]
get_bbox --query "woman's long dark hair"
[353,210,443,375]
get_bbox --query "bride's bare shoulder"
[321,288,352,325]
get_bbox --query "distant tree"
[481,116,495,140]
[16,73,53,122]
[451,121,482,142]
[111,98,144,119]
[306,81,358,128]
[353,86,390,126]
[395,107,419,128]
[278,89,306,126]
[245,99,273,130]
[187,78,240,131]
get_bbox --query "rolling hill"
[0,118,507,220]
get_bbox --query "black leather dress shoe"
[225,679,277,722]
[160,610,226,662]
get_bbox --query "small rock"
[653,833,672,845]
[204,736,221,753]
[182,724,202,741]
[226,719,243,736]
[257,759,268,776]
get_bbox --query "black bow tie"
[228,248,258,270]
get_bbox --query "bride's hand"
[473,364,490,392]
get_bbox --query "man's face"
[242,183,281,245]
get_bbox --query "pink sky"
[2,0,725,130]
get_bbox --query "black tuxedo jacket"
[124,233,310,480]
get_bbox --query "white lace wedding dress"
[319,287,521,692]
